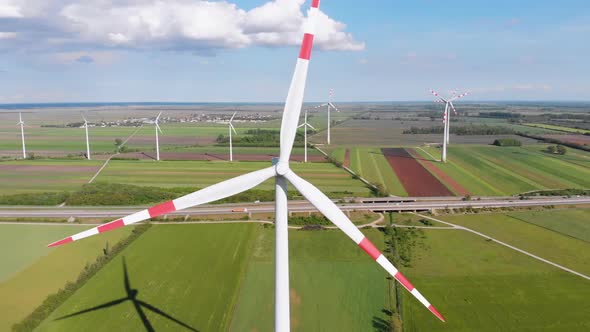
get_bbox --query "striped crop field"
[417,145,590,196]
[0,160,103,194]
[95,159,372,197]
[349,147,407,196]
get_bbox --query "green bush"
[0,192,69,205]
[493,138,522,146]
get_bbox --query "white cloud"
[0,1,22,18]
[0,32,17,39]
[4,0,364,52]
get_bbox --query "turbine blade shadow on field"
[55,257,199,332]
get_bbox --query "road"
[0,196,587,219]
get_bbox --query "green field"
[507,209,590,243]
[523,123,590,134]
[37,224,257,332]
[401,229,590,332]
[0,160,103,194]
[230,228,390,331]
[161,145,321,156]
[349,147,407,196]
[0,224,133,331]
[96,160,372,197]
[441,212,590,276]
[418,145,590,195]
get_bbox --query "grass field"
[507,209,590,243]
[523,123,590,134]
[229,228,390,331]
[37,224,257,332]
[0,224,133,331]
[96,160,372,197]
[349,147,407,196]
[418,145,590,195]
[0,160,103,194]
[163,145,321,156]
[441,212,590,276]
[401,229,590,331]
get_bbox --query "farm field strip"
[523,123,590,134]
[230,228,390,332]
[95,160,371,196]
[422,212,590,277]
[382,148,452,197]
[0,160,104,194]
[401,228,590,332]
[415,147,503,196]
[0,224,133,331]
[37,224,256,332]
[349,147,407,196]
[506,209,590,243]
[407,148,469,196]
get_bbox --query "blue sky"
[0,0,589,103]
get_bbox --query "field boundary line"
[314,145,382,194]
[88,155,114,184]
[87,126,143,184]
[416,146,439,162]
[413,213,590,281]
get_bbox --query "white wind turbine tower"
[324,89,338,145]
[228,112,237,162]
[81,114,91,160]
[17,112,27,159]
[48,2,445,329]
[430,89,469,162]
[298,109,316,163]
[154,112,163,161]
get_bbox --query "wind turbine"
[430,89,469,162]
[81,114,91,160]
[228,112,237,162]
[48,2,445,329]
[154,112,163,161]
[298,109,316,163]
[17,112,26,159]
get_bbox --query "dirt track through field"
[381,148,453,197]
[343,148,350,168]
[407,148,469,196]
[118,151,326,162]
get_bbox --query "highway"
[0,196,587,219]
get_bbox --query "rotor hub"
[276,162,290,176]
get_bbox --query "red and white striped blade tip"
[48,236,73,247]
[429,305,446,322]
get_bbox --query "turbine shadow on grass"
[55,257,199,332]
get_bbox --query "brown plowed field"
[543,134,590,145]
[118,152,326,162]
[407,148,469,196]
[381,148,453,197]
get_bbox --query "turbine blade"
[284,171,445,322]
[156,112,162,122]
[138,300,198,332]
[328,102,338,111]
[230,112,237,122]
[55,297,128,320]
[429,89,447,103]
[449,102,458,115]
[298,123,305,128]
[449,92,469,102]
[230,123,237,135]
[278,1,320,164]
[308,123,317,130]
[81,113,87,122]
[156,123,163,134]
[47,167,276,247]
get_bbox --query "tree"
[114,138,122,147]
[547,145,557,154]
[556,145,567,155]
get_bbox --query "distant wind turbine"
[81,114,91,160]
[229,112,237,162]
[298,109,316,163]
[17,112,26,159]
[310,89,338,145]
[155,112,163,161]
[430,89,469,162]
